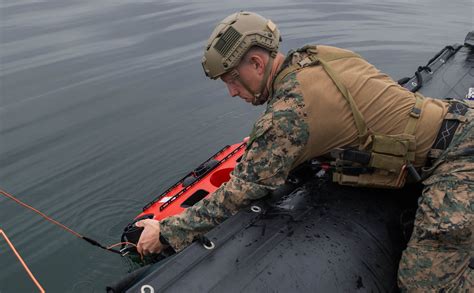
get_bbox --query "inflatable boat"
[109,31,473,292]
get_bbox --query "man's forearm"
[159,173,269,251]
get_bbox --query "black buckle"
[410,107,421,118]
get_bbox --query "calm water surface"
[0,0,472,292]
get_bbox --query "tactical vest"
[273,45,431,188]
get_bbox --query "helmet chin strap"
[231,52,276,105]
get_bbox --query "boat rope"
[0,188,136,255]
[0,229,46,293]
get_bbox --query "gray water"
[0,0,472,292]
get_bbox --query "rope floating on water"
[0,229,46,293]
[0,188,135,255]
[0,188,82,238]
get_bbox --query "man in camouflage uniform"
[136,12,473,291]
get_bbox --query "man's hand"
[135,219,165,256]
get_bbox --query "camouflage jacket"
[159,55,310,251]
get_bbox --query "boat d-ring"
[203,240,215,250]
[250,205,262,213]
[141,284,155,293]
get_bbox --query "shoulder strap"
[404,93,424,135]
[316,57,369,143]
[273,46,361,90]
[273,46,369,144]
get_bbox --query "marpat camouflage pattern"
[398,107,473,291]
[159,71,309,251]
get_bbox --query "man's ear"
[249,55,265,75]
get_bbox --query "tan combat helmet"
[202,11,281,104]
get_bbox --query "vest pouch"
[333,167,408,189]
[368,133,416,172]
[332,133,415,189]
[371,134,414,156]
[369,153,405,173]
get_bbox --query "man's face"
[220,60,261,104]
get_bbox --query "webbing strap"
[272,48,361,90]
[317,57,369,143]
[272,47,369,143]
[404,93,424,135]
[272,61,308,90]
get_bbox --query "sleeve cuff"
[159,219,190,252]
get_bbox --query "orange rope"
[0,188,82,238]
[0,188,134,255]
[107,241,137,250]
[0,229,46,293]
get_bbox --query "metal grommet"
[203,240,215,250]
[288,177,300,184]
[411,81,418,87]
[141,284,155,293]
[250,205,262,213]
